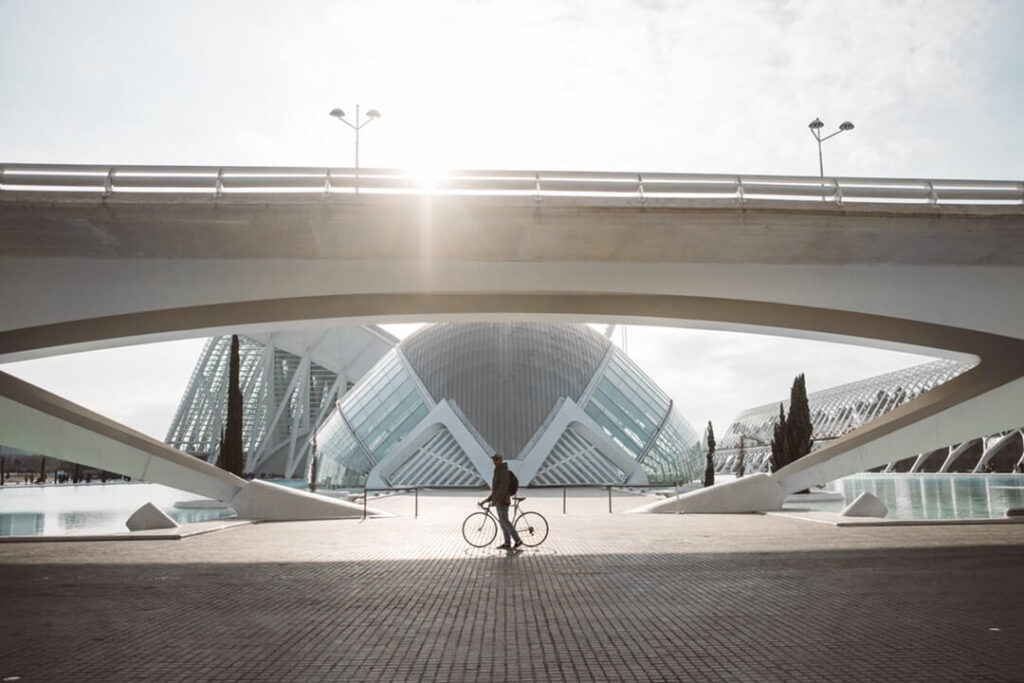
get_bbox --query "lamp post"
[329,104,381,192]
[808,117,854,191]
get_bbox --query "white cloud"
[3,0,1016,175]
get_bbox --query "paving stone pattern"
[1,491,1022,682]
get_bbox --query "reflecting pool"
[0,482,234,537]
[790,474,1024,520]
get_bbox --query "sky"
[2,0,1022,441]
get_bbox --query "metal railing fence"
[2,163,1022,207]
[353,484,692,519]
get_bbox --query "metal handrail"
[1,163,1021,207]
[359,486,420,520]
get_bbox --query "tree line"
[704,372,813,487]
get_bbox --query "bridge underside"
[2,291,1022,512]
[2,192,1022,513]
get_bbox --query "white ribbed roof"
[400,323,611,459]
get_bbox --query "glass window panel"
[640,410,703,485]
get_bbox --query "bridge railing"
[1,163,1022,206]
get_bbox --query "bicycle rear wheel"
[514,511,548,547]
[462,512,498,548]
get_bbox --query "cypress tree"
[703,421,716,487]
[737,435,746,478]
[220,335,245,477]
[308,436,319,493]
[770,403,787,472]
[785,373,814,464]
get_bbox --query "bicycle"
[462,496,549,548]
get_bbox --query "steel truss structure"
[716,359,1024,475]
[165,327,396,478]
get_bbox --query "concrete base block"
[840,491,888,518]
[126,502,180,531]
[627,473,787,514]
[229,480,393,521]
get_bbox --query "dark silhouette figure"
[482,454,522,550]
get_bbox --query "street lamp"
[808,117,854,180]
[329,104,381,191]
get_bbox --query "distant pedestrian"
[482,454,522,551]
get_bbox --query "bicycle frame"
[465,497,548,548]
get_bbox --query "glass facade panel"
[313,412,372,488]
[584,350,671,459]
[310,324,704,489]
[314,351,430,488]
[641,410,703,484]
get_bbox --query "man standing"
[483,454,522,550]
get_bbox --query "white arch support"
[974,430,1024,472]
[365,400,494,489]
[0,370,388,520]
[939,438,981,473]
[3,174,1023,514]
[516,397,648,486]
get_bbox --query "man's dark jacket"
[489,462,512,506]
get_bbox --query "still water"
[3,475,1022,536]
[792,474,1024,520]
[0,482,234,537]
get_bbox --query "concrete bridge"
[1,164,1022,515]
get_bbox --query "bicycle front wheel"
[514,511,549,547]
[462,512,498,548]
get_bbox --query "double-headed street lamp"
[808,117,854,180]
[329,104,381,191]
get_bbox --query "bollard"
[608,486,612,514]
[563,487,567,514]
[415,487,419,519]
[363,488,368,521]
[676,483,681,515]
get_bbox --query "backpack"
[508,470,519,495]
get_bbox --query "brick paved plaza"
[1,490,1022,682]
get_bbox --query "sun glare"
[406,161,455,189]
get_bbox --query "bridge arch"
[3,168,1023,513]
[3,290,1023,513]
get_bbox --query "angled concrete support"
[940,439,981,473]
[908,452,928,473]
[974,430,1023,472]
[229,479,383,520]
[0,371,387,521]
[628,473,785,514]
